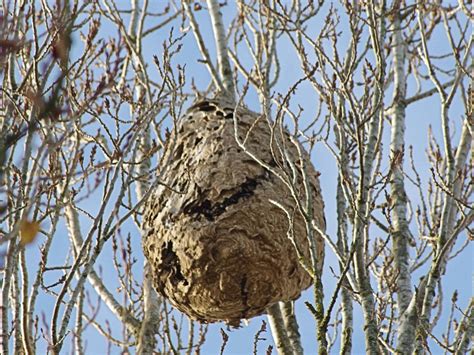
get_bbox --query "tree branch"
[267,303,294,355]
[206,0,235,100]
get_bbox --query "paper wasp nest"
[142,98,325,325]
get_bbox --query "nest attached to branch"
[142,98,325,325]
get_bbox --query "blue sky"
[14,1,471,354]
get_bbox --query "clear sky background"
[19,1,471,354]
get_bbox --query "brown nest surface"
[142,98,325,325]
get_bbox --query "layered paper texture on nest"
[142,99,325,325]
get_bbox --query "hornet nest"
[142,98,325,325]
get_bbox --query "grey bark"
[281,301,304,355]
[414,121,472,353]
[206,0,235,100]
[390,10,413,321]
[453,298,474,354]
[350,3,387,354]
[335,125,352,355]
[267,303,295,355]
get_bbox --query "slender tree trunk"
[335,126,353,355]
[206,0,235,100]
[267,304,294,355]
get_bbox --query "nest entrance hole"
[161,241,188,286]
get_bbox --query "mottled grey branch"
[335,125,353,355]
[453,298,474,353]
[64,201,141,332]
[349,3,386,354]
[267,303,294,355]
[281,301,304,355]
[206,0,235,100]
[389,10,413,321]
[183,0,223,92]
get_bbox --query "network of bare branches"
[0,1,471,354]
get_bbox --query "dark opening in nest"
[142,99,325,325]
